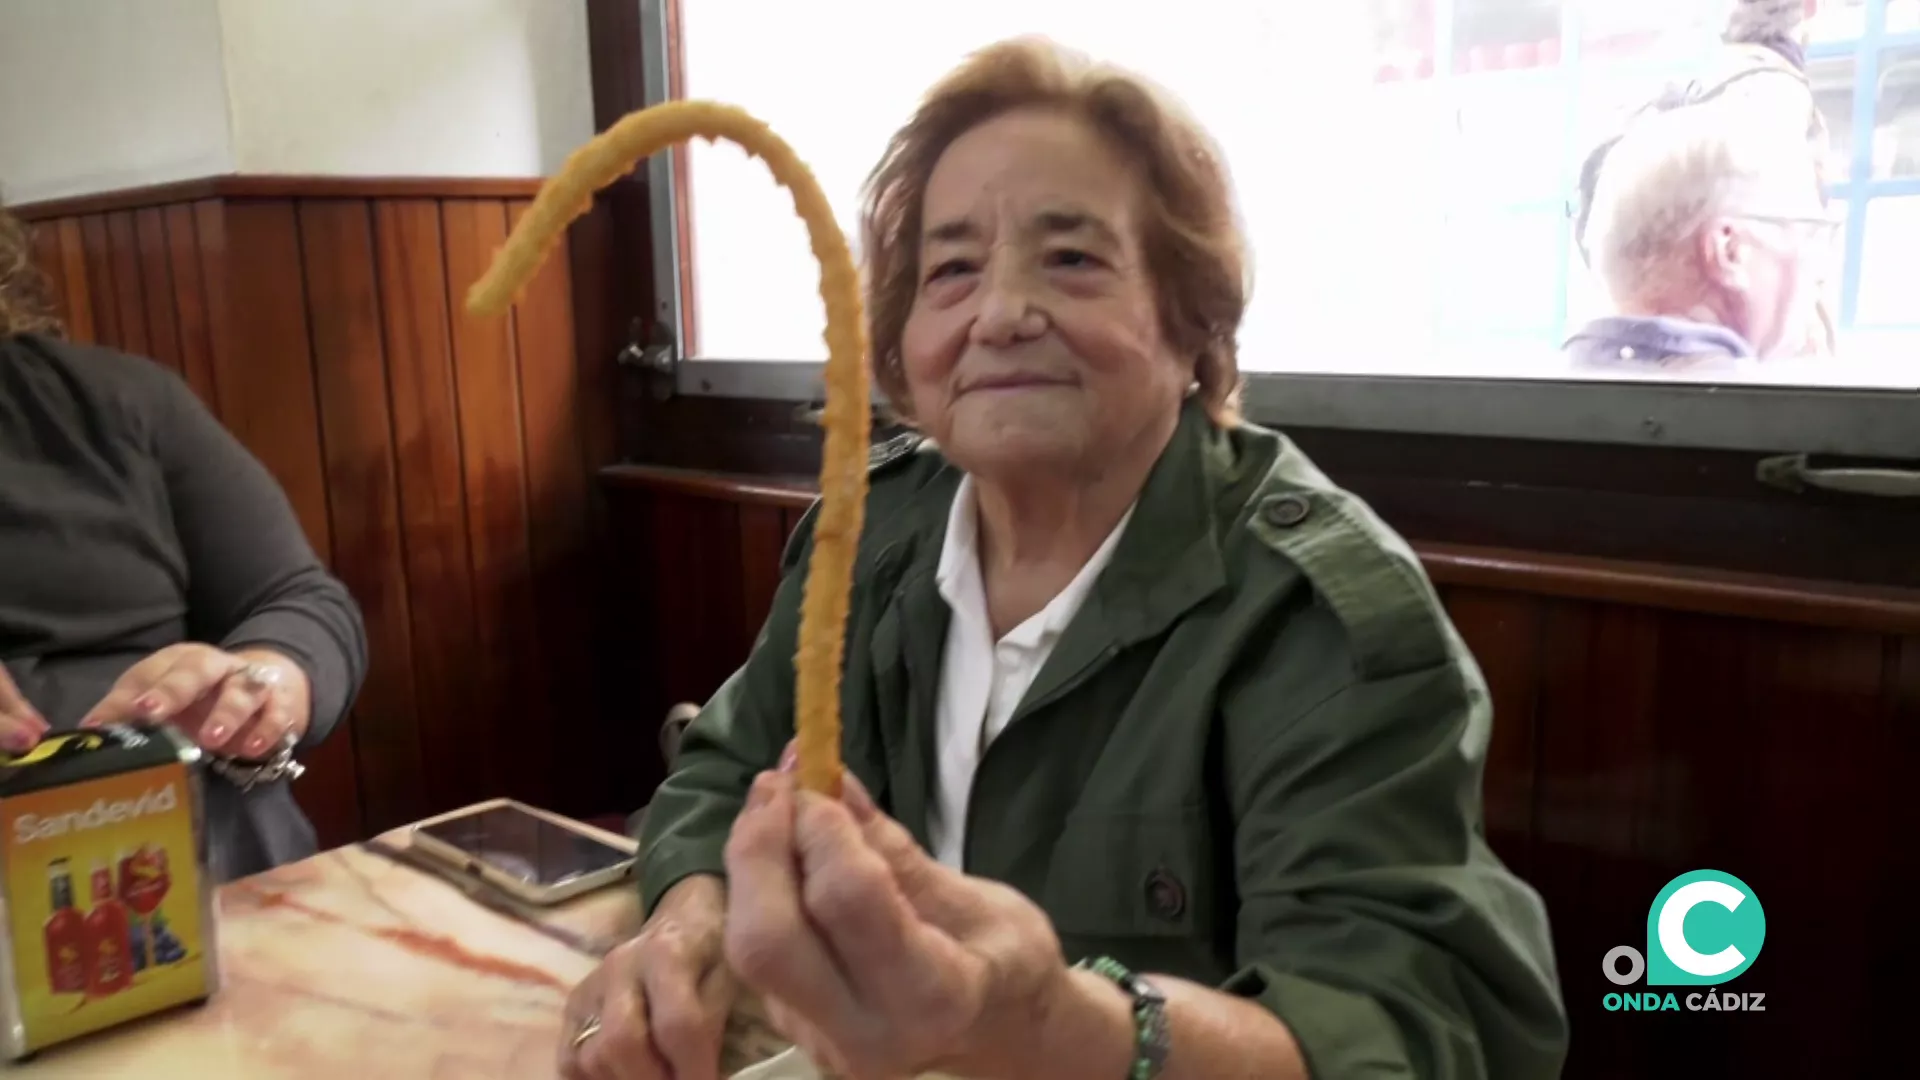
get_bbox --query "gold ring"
[569,1016,602,1051]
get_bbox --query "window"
[642,0,1919,454]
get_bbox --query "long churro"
[469,102,866,797]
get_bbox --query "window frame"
[1819,4,1920,328]
[638,0,1920,460]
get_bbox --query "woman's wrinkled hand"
[561,874,738,1080]
[0,663,49,755]
[723,760,1072,1080]
[77,643,311,757]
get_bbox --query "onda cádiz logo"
[1602,869,1767,1014]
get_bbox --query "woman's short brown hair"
[859,37,1248,425]
[0,207,61,339]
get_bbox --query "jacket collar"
[1083,398,1228,645]
[897,397,1227,637]
[1564,314,1755,368]
[947,399,1228,718]
[866,400,1229,844]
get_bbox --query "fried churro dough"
[469,102,866,797]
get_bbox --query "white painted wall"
[217,0,593,178]
[0,0,593,204]
[0,0,235,203]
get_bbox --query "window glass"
[674,0,1917,389]
[1874,44,1920,177]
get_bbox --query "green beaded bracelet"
[1074,956,1171,1080]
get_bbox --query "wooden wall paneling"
[298,198,429,834]
[781,507,808,547]
[1532,606,1899,1077]
[196,197,363,849]
[103,211,150,358]
[373,199,488,814]
[1861,633,1920,1063]
[648,492,747,748]
[52,219,95,342]
[440,198,548,811]
[198,201,335,566]
[161,204,220,405]
[78,215,121,346]
[601,489,752,809]
[1895,634,1920,763]
[188,200,226,380]
[507,199,606,819]
[18,178,606,843]
[132,208,182,375]
[1669,613,1899,1066]
[1527,599,1683,1075]
[604,491,664,804]
[736,503,788,658]
[16,177,553,223]
[1435,585,1544,874]
[27,216,67,328]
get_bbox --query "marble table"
[11,805,793,1078]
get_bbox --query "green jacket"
[640,403,1569,1078]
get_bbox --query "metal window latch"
[616,317,678,400]
[1757,454,1920,498]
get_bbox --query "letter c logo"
[1645,870,1766,986]
[1658,880,1748,977]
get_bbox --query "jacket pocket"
[1041,809,1212,940]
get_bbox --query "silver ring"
[234,662,282,694]
[569,1016,602,1050]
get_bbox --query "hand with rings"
[560,874,736,1080]
[79,643,311,758]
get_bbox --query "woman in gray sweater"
[0,206,367,881]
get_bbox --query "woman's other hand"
[0,663,49,754]
[78,644,311,757]
[724,766,1072,1080]
[562,874,737,1080]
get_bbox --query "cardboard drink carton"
[0,726,219,1060]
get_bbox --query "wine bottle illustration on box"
[84,859,134,996]
[42,858,87,994]
[36,844,180,996]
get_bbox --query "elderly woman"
[0,206,368,880]
[1566,0,1838,372]
[565,38,1566,1080]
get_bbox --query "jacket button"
[1144,869,1186,921]
[1263,495,1312,528]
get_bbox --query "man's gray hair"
[1585,101,1818,307]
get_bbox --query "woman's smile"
[960,371,1076,394]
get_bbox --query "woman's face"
[899,107,1193,481]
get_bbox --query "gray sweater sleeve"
[152,374,368,748]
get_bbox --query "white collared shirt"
[928,475,1134,869]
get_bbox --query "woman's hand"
[0,664,48,754]
[78,644,311,757]
[724,766,1074,1080]
[561,874,738,1080]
